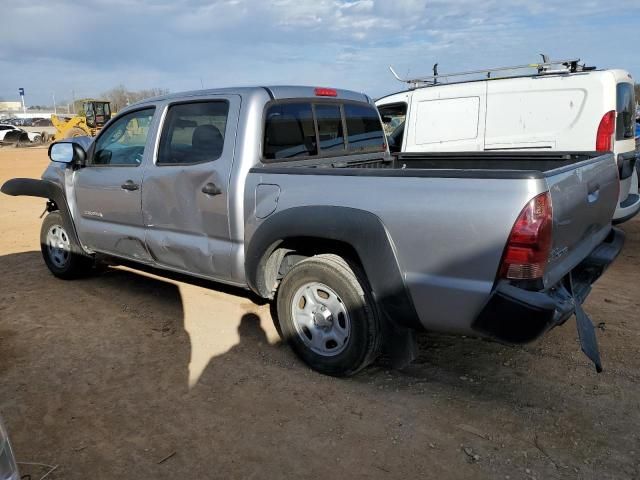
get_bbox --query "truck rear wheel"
[40,211,94,279]
[276,254,380,376]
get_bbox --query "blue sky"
[1,0,639,106]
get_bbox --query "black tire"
[276,254,380,376]
[40,211,94,279]
[64,127,86,139]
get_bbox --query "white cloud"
[0,0,638,104]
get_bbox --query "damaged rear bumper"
[472,227,625,346]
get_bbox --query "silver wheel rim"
[46,224,71,268]
[291,282,351,356]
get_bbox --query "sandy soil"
[0,147,639,479]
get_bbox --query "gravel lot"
[1,147,639,479]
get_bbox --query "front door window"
[92,108,155,166]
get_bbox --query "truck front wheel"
[40,211,94,279]
[276,254,380,376]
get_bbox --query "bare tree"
[101,85,169,112]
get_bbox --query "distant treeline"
[74,85,169,114]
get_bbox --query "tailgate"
[544,153,619,287]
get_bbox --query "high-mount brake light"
[314,87,338,97]
[499,192,553,281]
[595,110,615,152]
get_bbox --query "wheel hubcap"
[46,224,71,268]
[291,282,351,356]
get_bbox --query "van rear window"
[263,101,385,162]
[616,83,635,140]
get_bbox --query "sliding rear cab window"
[263,101,385,162]
[344,103,386,152]
[263,103,317,160]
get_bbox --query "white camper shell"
[377,66,639,223]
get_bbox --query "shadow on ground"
[1,250,639,479]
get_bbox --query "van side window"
[264,103,318,160]
[157,101,229,165]
[616,83,635,140]
[378,103,407,153]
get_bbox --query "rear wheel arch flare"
[244,206,422,330]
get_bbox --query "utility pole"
[18,87,25,114]
[71,89,76,114]
[52,93,57,115]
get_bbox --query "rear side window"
[157,101,228,165]
[264,103,317,160]
[616,83,635,140]
[345,103,386,152]
[263,101,385,162]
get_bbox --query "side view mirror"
[48,141,86,167]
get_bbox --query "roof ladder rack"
[389,54,596,88]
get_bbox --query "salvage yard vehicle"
[0,124,43,145]
[51,100,112,140]
[377,58,640,224]
[1,86,624,376]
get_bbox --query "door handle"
[201,183,222,196]
[587,184,600,203]
[121,180,139,191]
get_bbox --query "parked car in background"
[377,61,640,223]
[0,417,19,480]
[2,86,623,375]
[0,124,43,144]
[32,117,53,127]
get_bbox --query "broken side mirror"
[48,141,86,168]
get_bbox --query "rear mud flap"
[575,302,602,373]
[569,273,603,373]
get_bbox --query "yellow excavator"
[51,100,112,140]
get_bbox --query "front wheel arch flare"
[1,178,84,255]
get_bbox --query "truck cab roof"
[127,86,372,110]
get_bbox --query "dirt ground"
[0,147,639,480]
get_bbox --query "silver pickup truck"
[1,86,625,376]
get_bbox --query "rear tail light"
[314,87,338,97]
[499,192,553,281]
[595,110,615,151]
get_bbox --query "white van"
[377,66,639,223]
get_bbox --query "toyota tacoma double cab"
[2,86,624,376]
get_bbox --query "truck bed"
[256,151,609,179]
[249,149,618,334]
[392,151,605,173]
